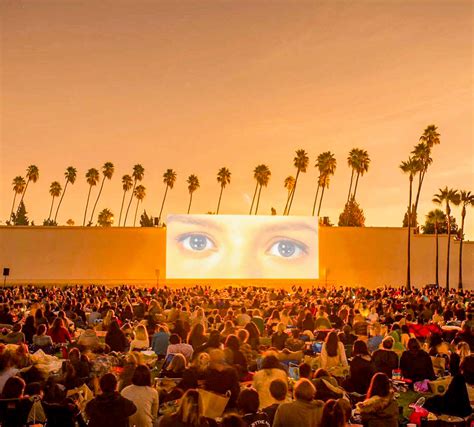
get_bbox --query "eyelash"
[266,238,309,259]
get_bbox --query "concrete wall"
[0,226,472,289]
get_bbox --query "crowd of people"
[0,283,472,427]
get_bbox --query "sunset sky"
[1,1,473,237]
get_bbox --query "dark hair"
[261,355,280,370]
[325,331,339,357]
[225,335,240,352]
[169,334,181,345]
[352,340,369,357]
[401,324,409,334]
[299,363,311,379]
[407,338,420,352]
[132,364,151,387]
[99,373,117,393]
[380,336,393,349]
[2,376,25,399]
[428,333,442,350]
[366,372,391,399]
[237,388,259,414]
[269,379,287,401]
[314,368,330,379]
[321,399,350,427]
[220,414,246,427]
[37,324,47,335]
[187,323,205,345]
[461,355,474,385]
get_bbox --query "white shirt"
[121,384,159,427]
[0,367,19,393]
[166,343,193,360]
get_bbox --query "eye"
[267,239,307,259]
[178,234,215,252]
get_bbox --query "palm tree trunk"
[89,176,106,225]
[48,196,55,221]
[249,181,258,214]
[287,170,300,215]
[9,192,18,223]
[158,185,169,224]
[352,172,361,199]
[317,185,326,217]
[118,190,127,227]
[435,222,439,287]
[312,183,321,216]
[133,199,140,227]
[83,185,93,226]
[406,177,413,290]
[17,179,30,215]
[54,180,69,223]
[187,192,193,214]
[216,185,224,214]
[255,185,263,214]
[413,170,425,221]
[123,181,137,226]
[458,212,465,289]
[446,204,451,291]
[283,188,292,215]
[347,169,354,203]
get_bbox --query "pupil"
[278,241,295,257]
[190,235,207,250]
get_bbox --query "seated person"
[166,334,193,361]
[32,324,54,349]
[372,336,399,378]
[273,379,324,427]
[262,379,288,426]
[400,338,435,382]
[237,388,271,427]
[346,340,376,395]
[356,373,399,427]
[424,354,474,418]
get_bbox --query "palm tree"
[158,169,177,224]
[47,181,62,222]
[412,142,432,219]
[285,149,309,215]
[17,165,39,216]
[97,208,114,227]
[458,190,474,289]
[346,149,359,203]
[425,209,446,287]
[83,168,100,226]
[433,187,461,291]
[216,167,231,214]
[284,176,295,210]
[313,151,337,216]
[133,185,146,226]
[186,174,200,214]
[254,165,271,214]
[118,174,133,226]
[89,162,115,225]
[123,164,145,226]
[54,166,77,223]
[9,176,26,222]
[352,149,370,199]
[249,165,264,215]
[400,157,420,290]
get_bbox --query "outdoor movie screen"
[166,214,319,279]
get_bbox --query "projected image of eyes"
[166,215,318,279]
[179,234,215,252]
[267,239,307,258]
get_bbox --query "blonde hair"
[457,341,471,361]
[135,324,149,342]
[169,353,187,372]
[277,322,286,334]
[193,352,210,371]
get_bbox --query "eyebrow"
[167,216,317,234]
[167,216,224,231]
[259,222,318,234]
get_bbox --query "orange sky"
[1,0,473,237]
